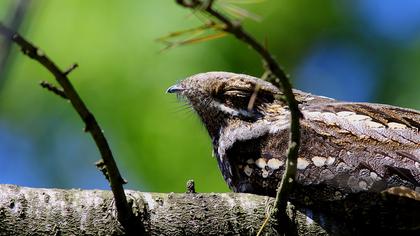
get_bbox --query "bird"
[167,72,420,201]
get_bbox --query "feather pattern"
[168,72,420,199]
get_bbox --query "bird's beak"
[166,84,185,94]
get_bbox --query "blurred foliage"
[0,0,419,193]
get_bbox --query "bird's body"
[168,72,420,200]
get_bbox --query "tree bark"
[0,184,419,235]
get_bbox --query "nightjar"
[167,72,420,200]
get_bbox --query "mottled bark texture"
[0,185,419,235]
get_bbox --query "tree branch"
[175,0,302,229]
[39,80,68,99]
[0,23,140,233]
[1,185,418,235]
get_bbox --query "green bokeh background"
[0,0,419,193]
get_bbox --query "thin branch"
[176,0,302,231]
[0,23,141,233]
[63,63,78,76]
[39,81,67,99]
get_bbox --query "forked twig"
[0,23,140,233]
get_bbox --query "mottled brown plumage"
[168,72,420,200]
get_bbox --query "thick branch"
[0,23,137,232]
[1,185,419,235]
[0,185,283,235]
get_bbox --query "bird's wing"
[299,101,420,190]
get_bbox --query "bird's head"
[167,72,281,138]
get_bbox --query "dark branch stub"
[186,179,196,193]
[63,63,78,76]
[95,159,110,182]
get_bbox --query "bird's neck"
[197,110,228,141]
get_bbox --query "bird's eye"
[222,88,275,104]
[210,86,276,120]
[223,90,251,98]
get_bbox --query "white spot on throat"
[255,158,267,169]
[267,159,283,170]
[311,156,326,167]
[326,156,335,165]
[297,158,310,170]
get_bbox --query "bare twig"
[39,81,67,99]
[175,0,302,232]
[63,63,78,76]
[0,23,140,233]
